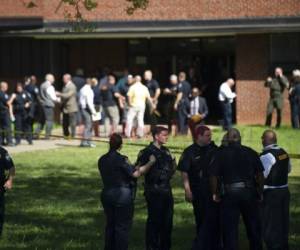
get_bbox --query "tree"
[21,0,149,31]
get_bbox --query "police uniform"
[137,143,176,250]
[0,146,15,235]
[265,75,289,128]
[210,142,264,250]
[98,150,136,250]
[178,141,221,250]
[12,91,33,145]
[260,144,291,250]
[164,83,178,133]
[0,91,13,146]
[177,80,191,135]
[144,79,160,130]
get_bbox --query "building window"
[270,33,300,71]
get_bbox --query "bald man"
[57,74,78,138]
[210,128,264,250]
[218,78,236,131]
[265,67,289,128]
[260,130,291,250]
[38,74,58,139]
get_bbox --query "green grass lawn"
[1,126,299,249]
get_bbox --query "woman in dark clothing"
[98,133,155,250]
[8,82,33,145]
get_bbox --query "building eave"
[1,16,300,38]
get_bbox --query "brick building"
[1,0,300,125]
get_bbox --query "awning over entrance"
[2,16,300,38]
[0,17,43,31]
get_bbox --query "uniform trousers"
[220,101,233,130]
[191,187,222,250]
[101,188,134,250]
[0,192,4,236]
[145,189,173,250]
[0,111,12,145]
[265,97,283,127]
[222,188,262,250]
[14,112,32,144]
[263,188,290,250]
[177,102,189,135]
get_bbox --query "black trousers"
[101,199,134,250]
[0,111,12,145]
[220,102,233,131]
[0,192,5,236]
[263,188,290,250]
[177,104,189,135]
[145,189,173,250]
[222,188,262,250]
[192,189,222,250]
[14,112,32,144]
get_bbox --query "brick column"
[235,34,290,125]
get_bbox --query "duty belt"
[225,181,254,189]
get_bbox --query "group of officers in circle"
[98,125,291,250]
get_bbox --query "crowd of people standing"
[0,69,210,147]
[0,66,300,146]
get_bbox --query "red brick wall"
[235,34,291,125]
[1,0,300,21]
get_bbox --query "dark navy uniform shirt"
[145,79,160,98]
[178,80,191,99]
[210,143,264,185]
[100,84,118,107]
[98,150,135,189]
[92,84,101,105]
[117,81,130,102]
[24,84,39,102]
[178,142,218,191]
[0,146,14,190]
[137,143,175,189]
[0,91,9,112]
[13,91,32,114]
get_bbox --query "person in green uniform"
[265,67,289,128]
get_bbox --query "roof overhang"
[1,16,300,39]
[0,17,43,31]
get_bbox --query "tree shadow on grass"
[1,162,300,250]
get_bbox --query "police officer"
[98,133,156,250]
[210,128,264,250]
[163,75,179,134]
[24,75,39,131]
[8,83,33,145]
[136,126,176,250]
[260,130,291,250]
[0,82,13,146]
[178,125,221,250]
[265,67,289,128]
[0,145,15,236]
[174,72,191,135]
[144,70,161,131]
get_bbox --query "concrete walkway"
[3,137,82,155]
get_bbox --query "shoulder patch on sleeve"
[278,154,288,161]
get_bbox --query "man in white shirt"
[218,78,236,130]
[259,130,291,250]
[125,75,153,138]
[79,79,97,147]
[39,74,59,139]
